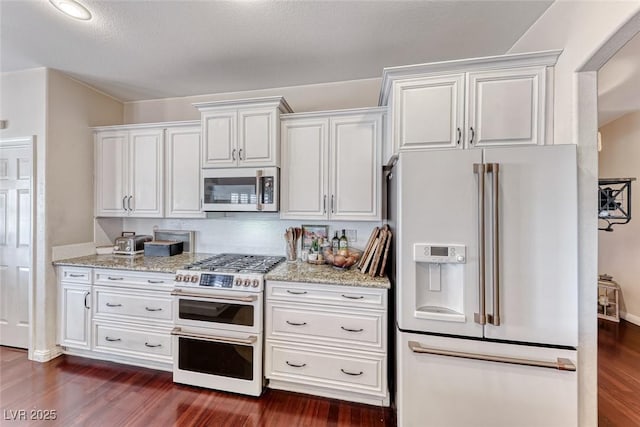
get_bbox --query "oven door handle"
[171,289,258,302]
[171,327,257,345]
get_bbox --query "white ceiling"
[598,29,640,127]
[1,0,553,102]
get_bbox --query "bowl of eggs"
[323,248,362,270]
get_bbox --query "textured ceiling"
[1,0,553,102]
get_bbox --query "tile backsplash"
[98,213,380,256]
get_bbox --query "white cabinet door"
[128,129,164,218]
[280,118,329,220]
[59,283,91,350]
[201,110,237,167]
[238,107,278,167]
[165,127,205,218]
[330,113,382,221]
[393,74,465,151]
[467,67,545,147]
[95,131,128,217]
[397,332,577,427]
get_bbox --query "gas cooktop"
[184,253,285,274]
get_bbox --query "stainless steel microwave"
[202,167,278,212]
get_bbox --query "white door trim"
[0,136,36,355]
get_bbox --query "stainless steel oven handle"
[171,327,257,345]
[408,341,576,371]
[171,289,258,302]
[256,169,263,211]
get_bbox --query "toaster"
[113,235,153,255]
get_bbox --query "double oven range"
[171,254,284,396]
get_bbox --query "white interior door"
[0,141,32,349]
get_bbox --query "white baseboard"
[31,347,63,362]
[51,242,96,261]
[621,311,640,326]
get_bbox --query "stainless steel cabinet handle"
[107,277,124,281]
[469,127,475,145]
[145,307,163,312]
[127,195,133,212]
[171,327,257,345]
[232,149,236,161]
[105,336,121,342]
[144,342,162,348]
[340,369,363,376]
[286,321,307,326]
[341,326,364,333]
[69,273,84,278]
[323,195,327,214]
[122,196,127,211]
[331,195,335,213]
[341,294,364,300]
[473,163,486,325]
[147,280,165,284]
[105,302,122,307]
[84,291,90,309]
[286,361,307,368]
[487,163,501,326]
[456,127,461,145]
[286,290,307,295]
[238,148,243,160]
[408,341,576,371]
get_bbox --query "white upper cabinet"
[281,108,384,221]
[95,128,163,218]
[195,97,292,168]
[379,50,561,158]
[165,126,205,218]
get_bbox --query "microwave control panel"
[413,244,466,264]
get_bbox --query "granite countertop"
[53,253,214,274]
[265,260,390,289]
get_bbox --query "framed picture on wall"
[301,225,329,250]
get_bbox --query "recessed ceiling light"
[49,0,92,21]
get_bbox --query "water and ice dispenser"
[413,244,467,322]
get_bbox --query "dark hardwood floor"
[598,319,640,427]
[0,347,393,427]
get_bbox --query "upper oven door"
[202,167,279,212]
[172,289,262,334]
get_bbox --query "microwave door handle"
[256,169,263,211]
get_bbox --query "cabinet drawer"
[267,303,384,350]
[93,321,172,359]
[267,281,386,310]
[94,287,173,322]
[59,267,92,284]
[266,341,385,395]
[94,269,173,289]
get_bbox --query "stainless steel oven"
[202,167,278,212]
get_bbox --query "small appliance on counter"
[144,240,184,257]
[113,233,152,256]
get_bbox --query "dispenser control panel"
[413,244,466,263]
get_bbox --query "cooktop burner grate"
[185,254,285,273]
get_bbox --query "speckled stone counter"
[265,260,390,289]
[53,253,215,274]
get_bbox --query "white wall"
[598,111,640,325]
[124,78,381,123]
[508,2,640,426]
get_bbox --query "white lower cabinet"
[57,267,174,371]
[265,281,389,406]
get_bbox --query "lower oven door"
[172,289,262,334]
[172,326,263,396]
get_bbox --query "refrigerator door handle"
[487,163,501,326]
[473,163,486,325]
[408,341,576,371]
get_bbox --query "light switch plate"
[345,229,357,242]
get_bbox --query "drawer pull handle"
[286,290,307,295]
[340,368,363,376]
[105,303,122,307]
[341,326,364,333]
[69,273,84,278]
[286,361,307,368]
[286,321,307,326]
[145,307,163,312]
[144,342,162,348]
[147,280,165,284]
[341,294,364,300]
[107,277,124,281]
[105,336,121,342]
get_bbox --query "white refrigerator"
[390,145,579,427]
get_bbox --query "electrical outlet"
[345,229,357,242]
